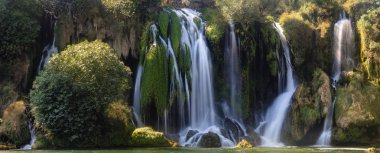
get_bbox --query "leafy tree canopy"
[30,40,132,146]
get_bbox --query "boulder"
[223,118,245,143]
[198,132,221,148]
[286,69,332,144]
[333,72,380,145]
[185,130,199,141]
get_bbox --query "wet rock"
[198,132,221,148]
[223,118,245,143]
[185,130,199,141]
[286,69,332,144]
[333,72,380,145]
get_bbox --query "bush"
[215,0,284,24]
[0,0,40,65]
[357,8,380,85]
[0,101,30,147]
[129,127,172,147]
[236,139,253,148]
[30,40,132,147]
[101,0,136,18]
[101,102,134,147]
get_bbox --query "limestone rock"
[198,132,221,148]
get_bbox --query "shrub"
[236,139,253,148]
[101,102,135,147]
[101,0,136,18]
[215,0,284,24]
[0,101,30,147]
[0,0,40,65]
[129,127,172,147]
[30,40,132,147]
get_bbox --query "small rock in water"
[185,130,199,141]
[368,147,376,153]
[198,132,221,148]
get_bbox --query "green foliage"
[333,71,380,144]
[215,0,284,25]
[30,40,132,147]
[288,69,331,142]
[0,0,40,66]
[101,102,135,147]
[0,101,30,147]
[170,12,181,55]
[158,11,170,39]
[357,8,380,85]
[141,44,169,115]
[101,0,136,18]
[0,83,17,113]
[129,127,171,147]
[202,8,226,45]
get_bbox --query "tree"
[215,0,284,24]
[30,40,132,146]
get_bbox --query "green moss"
[201,8,226,45]
[193,17,201,30]
[334,72,380,144]
[357,8,380,85]
[140,22,154,59]
[170,11,181,55]
[129,127,171,147]
[141,44,169,115]
[158,11,169,39]
[300,107,320,126]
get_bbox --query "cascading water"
[135,8,245,147]
[132,65,144,127]
[316,12,355,146]
[21,122,36,150]
[174,8,234,147]
[22,20,58,150]
[38,23,58,73]
[224,21,242,120]
[257,22,298,147]
[133,24,159,127]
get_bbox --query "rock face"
[56,5,139,59]
[223,118,245,143]
[285,69,332,144]
[185,130,199,141]
[333,72,380,145]
[198,132,221,148]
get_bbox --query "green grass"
[3,147,374,153]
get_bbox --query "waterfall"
[224,21,242,120]
[22,20,58,150]
[21,122,36,150]
[38,22,58,73]
[316,98,336,146]
[175,8,234,147]
[132,65,144,127]
[258,22,298,147]
[331,12,355,86]
[316,12,354,146]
